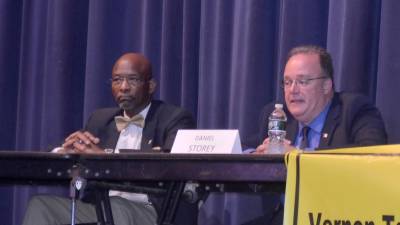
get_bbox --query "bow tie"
[115,114,145,131]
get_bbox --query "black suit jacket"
[84,100,196,151]
[254,92,388,225]
[82,100,197,224]
[258,92,387,149]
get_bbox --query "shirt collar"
[299,101,332,135]
[123,103,151,120]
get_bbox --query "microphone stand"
[70,165,87,225]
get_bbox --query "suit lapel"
[100,109,123,149]
[141,101,160,150]
[319,94,340,148]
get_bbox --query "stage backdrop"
[0,0,400,224]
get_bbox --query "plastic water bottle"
[267,103,287,154]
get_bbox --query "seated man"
[22,53,196,225]
[256,45,387,224]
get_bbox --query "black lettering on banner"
[309,212,321,225]
[382,215,394,225]
[308,212,376,225]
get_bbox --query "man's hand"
[254,137,294,154]
[59,131,104,154]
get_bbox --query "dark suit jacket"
[82,100,197,224]
[258,92,387,149]
[251,92,388,225]
[84,100,196,151]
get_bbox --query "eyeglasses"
[281,76,328,88]
[111,75,148,86]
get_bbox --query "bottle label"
[268,120,286,131]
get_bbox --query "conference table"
[0,151,287,225]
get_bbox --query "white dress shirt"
[109,103,151,203]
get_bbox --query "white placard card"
[171,129,242,154]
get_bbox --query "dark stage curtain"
[1,0,399,224]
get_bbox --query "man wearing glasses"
[255,45,387,224]
[256,45,387,153]
[22,53,196,225]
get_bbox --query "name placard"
[171,129,242,154]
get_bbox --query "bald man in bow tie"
[61,52,195,154]
[22,53,196,225]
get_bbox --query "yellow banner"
[284,145,400,225]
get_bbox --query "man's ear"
[148,79,157,94]
[322,79,332,94]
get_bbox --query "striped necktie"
[299,126,310,150]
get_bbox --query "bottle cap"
[275,103,283,109]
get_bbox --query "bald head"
[112,53,152,80]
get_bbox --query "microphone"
[70,176,87,199]
[182,182,199,204]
